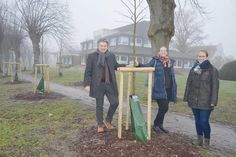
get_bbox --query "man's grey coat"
[84,51,126,98]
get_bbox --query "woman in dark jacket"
[135,46,177,133]
[184,50,219,146]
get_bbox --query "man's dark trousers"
[96,82,119,126]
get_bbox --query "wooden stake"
[118,72,124,139]
[7,63,10,76]
[19,64,22,80]
[125,72,131,130]
[117,67,154,140]
[47,67,50,93]
[147,72,153,140]
[10,64,13,82]
[34,66,37,93]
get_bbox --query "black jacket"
[83,51,126,98]
[183,60,219,110]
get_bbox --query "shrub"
[219,60,236,81]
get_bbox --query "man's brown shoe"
[97,126,104,133]
[104,121,115,130]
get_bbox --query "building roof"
[79,21,220,61]
[109,45,152,56]
[113,21,150,38]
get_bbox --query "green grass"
[0,72,235,156]
[46,67,236,126]
[171,74,236,126]
[0,77,95,157]
[49,66,85,85]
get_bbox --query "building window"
[117,55,128,64]
[183,60,191,68]
[174,60,182,68]
[118,36,129,45]
[137,57,144,63]
[144,57,152,64]
[110,37,117,46]
[116,55,119,61]
[143,39,151,48]
[81,44,85,50]
[136,38,142,46]
[88,42,93,49]
[121,56,128,62]
[81,56,86,65]
[69,57,72,65]
[130,37,142,47]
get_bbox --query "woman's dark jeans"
[192,108,212,139]
[154,99,169,126]
[153,88,171,127]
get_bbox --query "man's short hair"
[97,38,109,45]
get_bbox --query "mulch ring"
[4,80,31,84]
[72,126,201,157]
[12,91,65,101]
[66,81,84,86]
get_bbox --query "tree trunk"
[30,36,41,73]
[0,54,2,73]
[131,1,137,95]
[147,0,176,55]
[0,49,2,73]
[2,52,10,76]
[14,49,21,81]
[0,31,3,73]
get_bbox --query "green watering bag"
[36,76,45,94]
[130,95,148,142]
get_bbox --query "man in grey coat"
[84,38,126,133]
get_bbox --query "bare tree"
[146,0,205,55]
[0,1,9,72]
[8,19,26,81]
[56,37,64,76]
[170,9,206,54]
[119,0,148,94]
[20,41,33,69]
[15,0,70,70]
[8,20,25,63]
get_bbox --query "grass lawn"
[0,77,95,157]
[0,73,235,156]
[49,66,85,85]
[46,67,236,126]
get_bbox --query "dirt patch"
[4,80,31,84]
[66,81,84,86]
[70,126,201,157]
[12,91,65,101]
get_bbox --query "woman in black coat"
[184,50,219,146]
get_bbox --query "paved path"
[23,74,236,154]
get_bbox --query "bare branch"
[171,9,206,53]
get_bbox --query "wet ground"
[12,91,64,101]
[73,126,201,157]
[21,73,236,154]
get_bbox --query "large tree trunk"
[32,41,40,65]
[30,35,41,73]
[147,0,176,55]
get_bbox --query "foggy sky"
[68,0,236,57]
[6,0,236,57]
